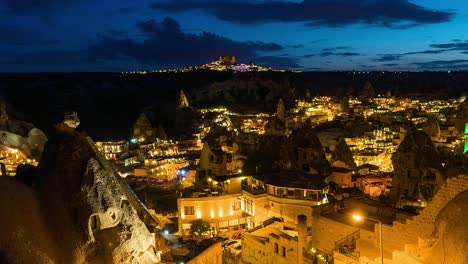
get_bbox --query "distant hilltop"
[124,55,293,74]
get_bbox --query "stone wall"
[188,242,222,264]
[379,174,468,251]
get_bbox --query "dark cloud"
[1,17,284,70]
[0,49,87,65]
[360,64,376,68]
[291,44,304,48]
[322,46,349,52]
[1,0,84,16]
[109,29,126,37]
[339,52,359,57]
[117,7,138,14]
[151,0,452,28]
[374,40,468,62]
[376,54,403,62]
[0,24,31,45]
[411,59,468,70]
[403,49,448,55]
[383,63,399,66]
[252,56,301,69]
[303,54,315,58]
[429,41,468,50]
[320,51,334,57]
[304,67,323,71]
[320,51,359,57]
[0,24,61,46]
[41,39,61,45]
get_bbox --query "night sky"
[1,0,467,72]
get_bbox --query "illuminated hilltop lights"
[123,55,293,74]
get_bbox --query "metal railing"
[334,229,360,260]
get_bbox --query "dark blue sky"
[0,0,467,72]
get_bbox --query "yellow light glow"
[210,210,215,219]
[219,209,223,218]
[196,210,202,219]
[352,214,362,221]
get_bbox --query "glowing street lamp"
[352,214,383,264]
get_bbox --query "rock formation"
[391,127,443,201]
[360,81,376,98]
[0,98,47,159]
[0,113,160,263]
[133,112,155,142]
[276,98,286,122]
[305,88,311,100]
[455,100,468,135]
[177,90,190,109]
[377,175,468,264]
[278,127,330,175]
[244,134,284,174]
[264,116,286,136]
[420,115,440,139]
[329,138,357,170]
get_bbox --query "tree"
[190,219,211,240]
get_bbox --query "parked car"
[222,239,241,251]
[230,244,242,256]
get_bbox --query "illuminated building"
[95,141,127,160]
[242,172,328,225]
[465,123,468,153]
[178,193,251,237]
[242,216,310,264]
[142,157,188,181]
[0,146,38,176]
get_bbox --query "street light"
[352,214,383,264]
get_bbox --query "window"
[281,246,286,257]
[184,206,194,215]
[274,243,279,254]
[232,201,241,211]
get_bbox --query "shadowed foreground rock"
[0,121,161,263]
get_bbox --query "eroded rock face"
[278,127,330,175]
[1,126,160,263]
[244,134,284,174]
[420,115,440,139]
[413,190,468,264]
[0,99,47,159]
[81,156,160,264]
[264,116,286,136]
[391,127,443,201]
[455,101,468,134]
[329,138,357,170]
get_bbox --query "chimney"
[297,214,307,264]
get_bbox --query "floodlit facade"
[178,193,252,237]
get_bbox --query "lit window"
[232,201,241,211]
[184,206,194,215]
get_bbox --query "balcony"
[242,183,266,195]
